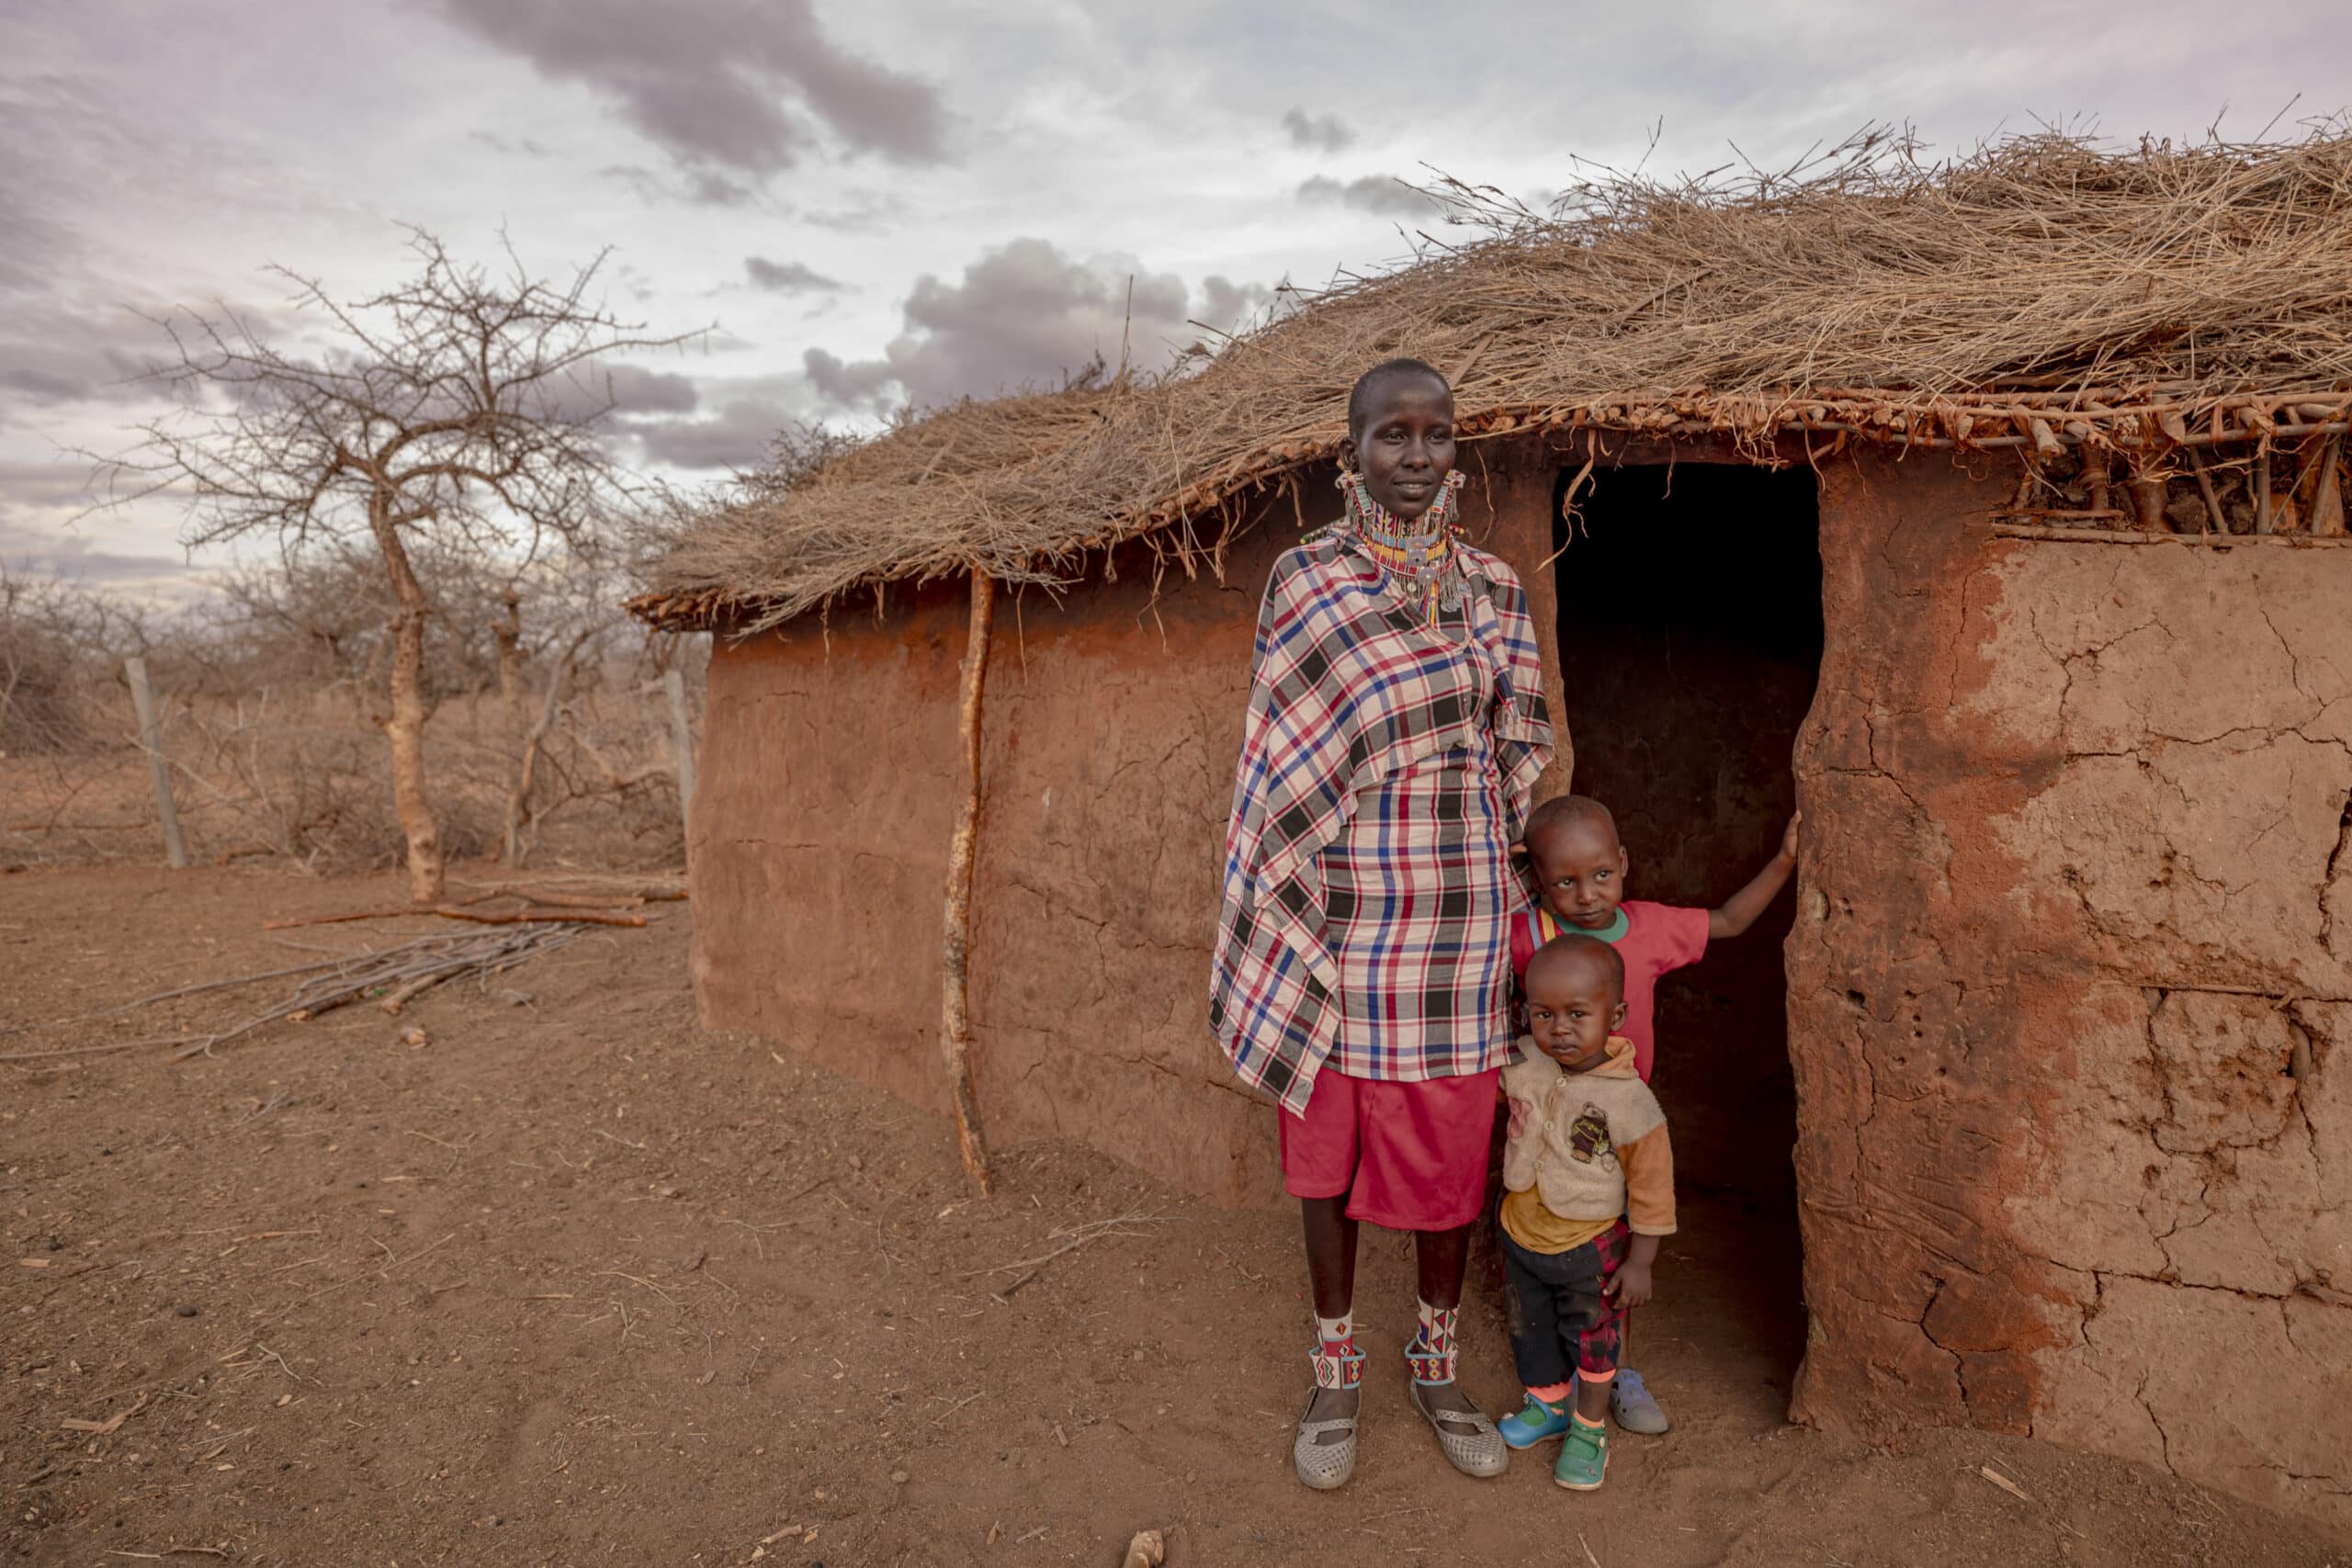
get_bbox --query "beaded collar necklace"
[1334,468,1469,625]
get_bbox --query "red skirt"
[1279,1066,1502,1231]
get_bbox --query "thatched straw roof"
[633,128,2352,631]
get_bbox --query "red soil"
[3,864,2343,1564]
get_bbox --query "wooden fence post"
[662,668,695,832]
[123,655,187,869]
[939,572,998,1195]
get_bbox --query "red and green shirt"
[1508,900,1709,1083]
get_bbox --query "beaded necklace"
[1333,468,1469,626]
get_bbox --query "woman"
[1211,358,1554,1489]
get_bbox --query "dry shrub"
[0,557,695,874]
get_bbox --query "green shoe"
[1553,1420,1609,1491]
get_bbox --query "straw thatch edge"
[631,127,2352,633]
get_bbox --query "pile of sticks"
[263,877,683,932]
[1,923,594,1064]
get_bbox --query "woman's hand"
[1604,1259,1654,1311]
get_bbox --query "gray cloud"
[432,0,948,178]
[547,362,700,424]
[465,129,550,157]
[1199,276,1281,338]
[1282,108,1356,152]
[0,463,96,517]
[802,347,898,411]
[0,513,191,588]
[802,238,1274,414]
[795,188,914,235]
[627,398,797,470]
[614,371,815,470]
[598,163,765,209]
[1297,174,1437,218]
[605,365,699,413]
[745,257,846,294]
[0,305,174,412]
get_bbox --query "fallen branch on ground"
[0,924,597,1064]
[263,903,645,930]
[448,874,685,901]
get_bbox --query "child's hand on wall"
[1781,809,1802,863]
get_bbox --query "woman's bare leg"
[1303,1195,1359,1315]
[1415,1223,1466,1310]
[1300,1197,1360,1428]
[1411,1224,1485,1429]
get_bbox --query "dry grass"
[635,126,2352,630]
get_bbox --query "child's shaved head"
[1524,794,1621,855]
[1525,931,1626,1008]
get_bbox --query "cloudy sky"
[5,0,2345,596]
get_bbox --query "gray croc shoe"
[1610,1367,1670,1434]
[1295,1342,1364,1490]
[1294,1391,1359,1490]
[1407,1378,1510,1478]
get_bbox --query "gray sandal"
[1294,1343,1363,1490]
[1406,1338,1509,1478]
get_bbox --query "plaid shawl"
[1210,531,1554,1115]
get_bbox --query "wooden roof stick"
[940,570,999,1195]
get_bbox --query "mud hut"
[633,133,2352,1530]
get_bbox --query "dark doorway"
[1549,459,1821,1397]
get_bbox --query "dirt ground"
[3,865,2346,1567]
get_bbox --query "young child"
[1509,793,1798,1433]
[1492,933,1671,1491]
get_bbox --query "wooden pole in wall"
[123,655,187,869]
[939,571,998,1195]
[662,668,696,829]
[2309,437,2346,537]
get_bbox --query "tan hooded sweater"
[1498,1035,1676,1255]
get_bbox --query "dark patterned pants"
[1501,1219,1629,1387]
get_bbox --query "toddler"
[1492,933,1671,1491]
[1509,793,1798,1432]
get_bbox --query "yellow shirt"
[1498,1187,1618,1255]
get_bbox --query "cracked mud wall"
[1788,451,2352,1531]
[686,456,1569,1210]
[690,525,1280,1206]
[686,460,1571,1213]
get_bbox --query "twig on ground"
[264,904,644,930]
[989,1268,1040,1304]
[930,1392,983,1426]
[1979,1465,2032,1502]
[960,1211,1161,1280]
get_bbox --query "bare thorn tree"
[97,230,697,902]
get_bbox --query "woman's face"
[1340,374,1456,520]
